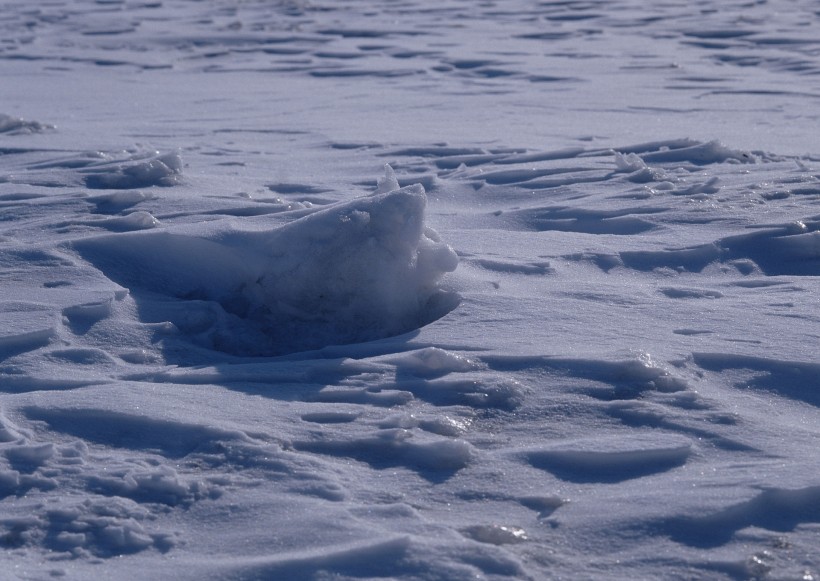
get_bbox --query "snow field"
[1,0,820,579]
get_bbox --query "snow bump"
[522,434,693,483]
[81,151,183,190]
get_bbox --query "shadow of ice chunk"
[71,182,459,356]
[666,485,820,548]
[720,222,820,276]
[693,353,820,407]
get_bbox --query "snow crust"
[1,0,820,579]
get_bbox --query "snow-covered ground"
[1,1,819,579]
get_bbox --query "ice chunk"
[614,152,648,172]
[375,163,400,194]
[461,524,528,545]
[235,184,460,353]
[73,183,459,355]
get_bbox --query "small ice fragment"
[375,163,400,194]
[461,524,528,545]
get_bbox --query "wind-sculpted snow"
[72,177,459,356]
[2,134,820,580]
[2,0,820,579]
[0,148,182,190]
[81,151,183,190]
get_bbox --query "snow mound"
[72,179,459,356]
[294,428,474,473]
[81,151,183,189]
[2,497,177,558]
[384,347,480,378]
[0,113,54,135]
[616,139,756,166]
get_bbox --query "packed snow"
[1,0,820,579]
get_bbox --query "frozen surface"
[1,1,820,579]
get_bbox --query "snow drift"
[71,178,459,356]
